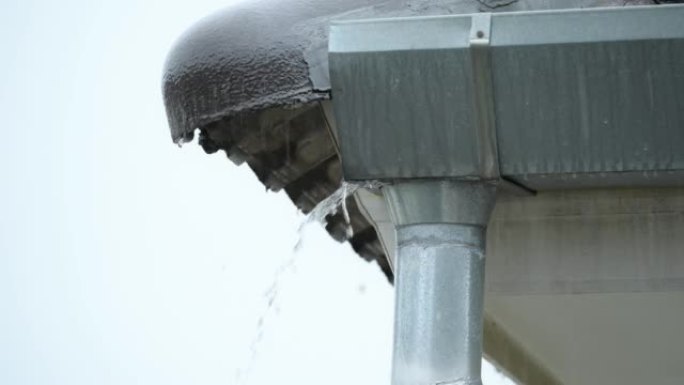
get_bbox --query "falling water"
[294,180,384,251]
[236,180,383,384]
[236,252,297,384]
[294,182,352,251]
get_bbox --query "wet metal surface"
[492,7,684,187]
[385,181,497,385]
[330,5,684,188]
[393,224,486,385]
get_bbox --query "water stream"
[295,180,385,251]
[236,180,383,384]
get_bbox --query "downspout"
[385,181,497,385]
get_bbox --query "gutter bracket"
[469,13,501,181]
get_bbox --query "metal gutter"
[329,5,684,188]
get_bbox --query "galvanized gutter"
[329,5,684,189]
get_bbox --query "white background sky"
[0,1,513,384]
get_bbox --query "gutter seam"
[469,13,501,181]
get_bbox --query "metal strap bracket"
[469,13,501,180]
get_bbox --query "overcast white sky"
[0,1,512,384]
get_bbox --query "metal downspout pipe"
[384,180,498,385]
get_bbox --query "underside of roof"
[194,102,395,280]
